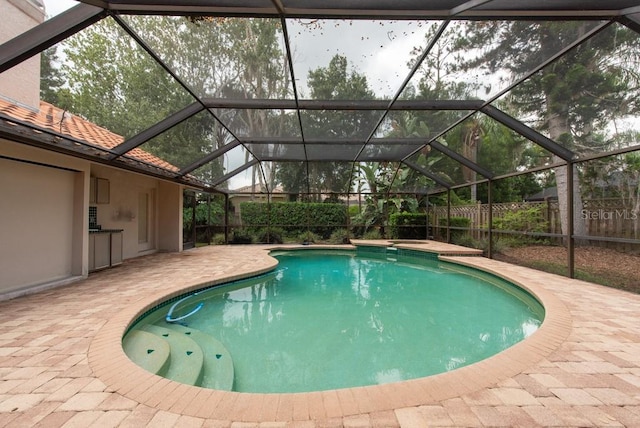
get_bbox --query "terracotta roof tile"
[0,98,178,172]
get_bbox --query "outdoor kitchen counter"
[89,229,123,271]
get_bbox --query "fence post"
[567,162,575,278]
[447,190,451,243]
[224,193,229,244]
[488,181,493,259]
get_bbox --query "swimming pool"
[124,248,544,393]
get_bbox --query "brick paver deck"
[1,243,639,427]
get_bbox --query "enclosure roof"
[1,0,639,195]
[87,0,640,18]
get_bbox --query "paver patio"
[0,243,639,427]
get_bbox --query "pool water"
[132,250,543,393]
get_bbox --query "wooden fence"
[430,199,639,251]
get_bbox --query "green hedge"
[389,212,429,239]
[438,216,471,228]
[438,216,471,242]
[240,202,348,238]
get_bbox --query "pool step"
[140,324,204,386]
[122,329,171,376]
[162,324,234,391]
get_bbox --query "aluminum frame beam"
[111,102,204,157]
[209,159,259,187]
[481,105,576,161]
[403,159,452,189]
[82,0,633,19]
[239,137,447,145]
[178,140,241,177]
[430,140,494,179]
[201,98,484,111]
[0,4,106,74]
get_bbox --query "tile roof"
[0,98,178,172]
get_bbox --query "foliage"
[388,212,429,239]
[456,21,640,237]
[329,229,351,244]
[40,47,72,109]
[438,216,471,242]
[348,205,361,217]
[492,207,548,233]
[450,233,481,249]
[352,162,423,234]
[183,200,225,230]
[211,233,227,245]
[253,228,284,244]
[438,216,471,228]
[298,231,321,244]
[277,55,377,197]
[361,229,382,240]
[239,202,348,238]
[57,17,295,186]
[229,229,253,244]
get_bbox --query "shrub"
[299,231,320,244]
[451,233,479,248]
[329,229,351,244]
[438,216,471,241]
[240,201,348,238]
[492,207,548,233]
[439,216,471,228]
[183,200,225,229]
[362,229,382,240]
[254,228,284,244]
[211,233,226,245]
[230,229,253,244]
[389,212,428,239]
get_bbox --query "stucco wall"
[89,165,183,258]
[0,0,45,110]
[158,180,183,252]
[0,140,184,297]
[0,141,89,294]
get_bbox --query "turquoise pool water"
[131,249,544,393]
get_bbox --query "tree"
[40,46,72,109]
[457,22,640,241]
[277,54,378,199]
[60,17,216,175]
[57,17,293,186]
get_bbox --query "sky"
[37,2,434,189]
[42,0,77,18]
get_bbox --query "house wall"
[158,180,183,252]
[0,0,44,110]
[0,140,184,298]
[89,165,183,258]
[0,140,89,295]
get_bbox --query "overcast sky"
[37,2,433,189]
[42,0,77,18]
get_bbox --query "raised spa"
[123,248,544,393]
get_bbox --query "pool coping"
[87,243,572,422]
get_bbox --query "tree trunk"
[548,114,588,244]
